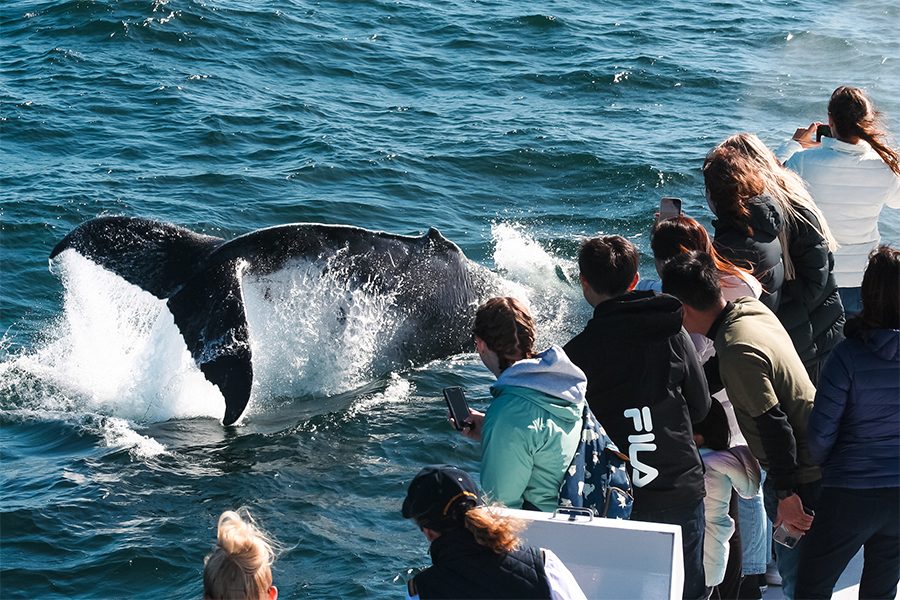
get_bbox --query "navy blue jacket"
[807,329,900,488]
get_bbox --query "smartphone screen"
[443,387,471,430]
[659,197,683,221]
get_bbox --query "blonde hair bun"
[203,508,276,600]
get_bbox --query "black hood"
[745,194,783,240]
[714,193,783,241]
[589,290,684,340]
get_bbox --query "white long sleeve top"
[778,137,900,288]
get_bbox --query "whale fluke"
[50,216,224,298]
[51,216,492,425]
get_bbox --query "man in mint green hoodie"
[460,297,586,512]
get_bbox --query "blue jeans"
[796,487,900,599]
[633,499,707,600]
[762,478,822,600]
[838,287,862,317]
[737,488,768,576]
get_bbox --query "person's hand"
[774,493,814,533]
[792,122,822,149]
[452,409,484,441]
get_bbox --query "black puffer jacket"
[413,529,551,599]
[564,291,710,514]
[775,205,845,382]
[713,194,785,311]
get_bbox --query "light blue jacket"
[480,346,586,512]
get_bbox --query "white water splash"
[344,373,412,420]
[489,222,585,345]
[100,416,168,459]
[1,246,416,429]
[0,251,224,425]
[241,252,405,405]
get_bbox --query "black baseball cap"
[401,465,484,530]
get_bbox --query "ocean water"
[1,0,899,597]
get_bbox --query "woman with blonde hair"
[401,464,586,599]
[721,132,844,382]
[780,85,900,315]
[203,509,278,600]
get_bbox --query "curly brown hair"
[464,506,525,554]
[472,297,537,371]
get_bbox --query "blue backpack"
[558,405,633,519]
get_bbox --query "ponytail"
[463,506,525,554]
[829,86,900,176]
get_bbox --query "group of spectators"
[201,85,898,600]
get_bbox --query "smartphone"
[658,197,683,221]
[442,387,471,431]
[772,507,815,549]
[816,124,832,142]
[772,523,802,548]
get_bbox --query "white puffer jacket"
[700,445,761,587]
[778,138,900,288]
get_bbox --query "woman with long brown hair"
[643,215,762,363]
[651,215,762,301]
[702,146,786,312]
[780,85,900,315]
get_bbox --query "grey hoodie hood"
[490,346,586,422]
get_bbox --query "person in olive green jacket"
[458,297,585,512]
[662,251,820,600]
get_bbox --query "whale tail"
[51,216,253,425]
[166,258,252,426]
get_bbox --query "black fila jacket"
[564,290,710,513]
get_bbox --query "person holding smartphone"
[458,297,586,513]
[662,252,821,600]
[777,86,900,316]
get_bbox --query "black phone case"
[443,387,470,430]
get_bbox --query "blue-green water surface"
[2,1,899,598]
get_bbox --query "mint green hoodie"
[480,346,586,512]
